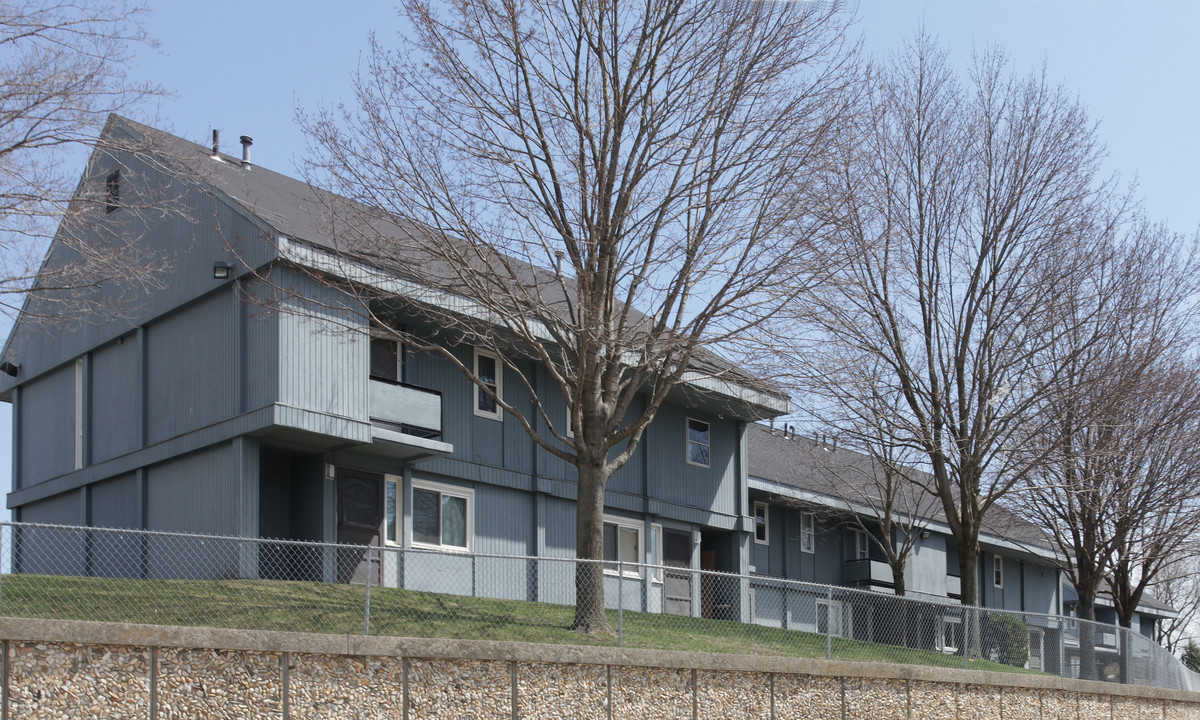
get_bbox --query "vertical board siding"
[144,290,239,445]
[645,403,737,517]
[2,159,279,393]
[144,442,240,580]
[89,335,140,464]
[18,364,75,486]
[15,492,85,575]
[241,281,280,414]
[89,474,139,529]
[277,269,366,420]
[145,443,237,535]
[87,473,143,579]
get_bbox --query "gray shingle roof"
[112,116,785,413]
[746,422,1056,552]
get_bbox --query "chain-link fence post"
[617,560,624,647]
[364,545,373,636]
[826,586,833,660]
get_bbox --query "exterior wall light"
[213,261,232,280]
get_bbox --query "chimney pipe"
[554,250,565,276]
[211,129,220,158]
[240,135,253,169]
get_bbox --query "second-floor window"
[686,418,710,467]
[370,337,402,383]
[754,502,769,545]
[854,529,870,560]
[993,554,1004,588]
[474,348,502,420]
[800,512,815,553]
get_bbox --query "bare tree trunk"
[1078,590,1098,681]
[958,543,982,658]
[573,460,612,634]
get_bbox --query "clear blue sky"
[4,1,1199,518]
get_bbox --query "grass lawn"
[0,573,1035,674]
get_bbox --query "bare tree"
[1155,546,1200,655]
[803,382,939,598]
[0,0,168,320]
[300,0,857,633]
[1020,221,1200,648]
[778,32,1115,613]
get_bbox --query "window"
[993,555,1004,588]
[816,599,848,637]
[800,512,815,554]
[105,169,120,214]
[473,348,502,420]
[384,475,400,545]
[940,615,963,653]
[603,515,643,577]
[686,418,710,467]
[649,523,663,582]
[754,502,769,545]
[370,337,402,383]
[411,479,473,551]
[854,529,870,560]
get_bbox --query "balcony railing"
[842,558,894,587]
[369,377,442,439]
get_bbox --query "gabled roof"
[746,422,1056,554]
[105,117,788,418]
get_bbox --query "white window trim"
[383,474,402,546]
[939,615,963,654]
[473,347,503,420]
[854,529,870,560]
[993,554,1004,588]
[650,523,663,583]
[685,417,710,468]
[754,502,769,545]
[603,514,644,578]
[816,598,849,638]
[800,512,815,554]
[410,478,475,552]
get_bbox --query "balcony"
[365,378,452,461]
[842,558,894,588]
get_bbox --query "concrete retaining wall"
[2,619,1198,719]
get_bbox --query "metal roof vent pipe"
[240,135,253,169]
[211,129,220,159]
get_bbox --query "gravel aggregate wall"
[4,637,1199,720]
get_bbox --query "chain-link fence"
[2,521,1196,692]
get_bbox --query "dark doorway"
[662,528,693,616]
[700,529,738,621]
[337,470,383,585]
[258,448,325,582]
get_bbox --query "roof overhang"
[749,475,1062,563]
[279,235,788,421]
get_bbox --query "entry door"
[662,529,693,616]
[336,471,383,585]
